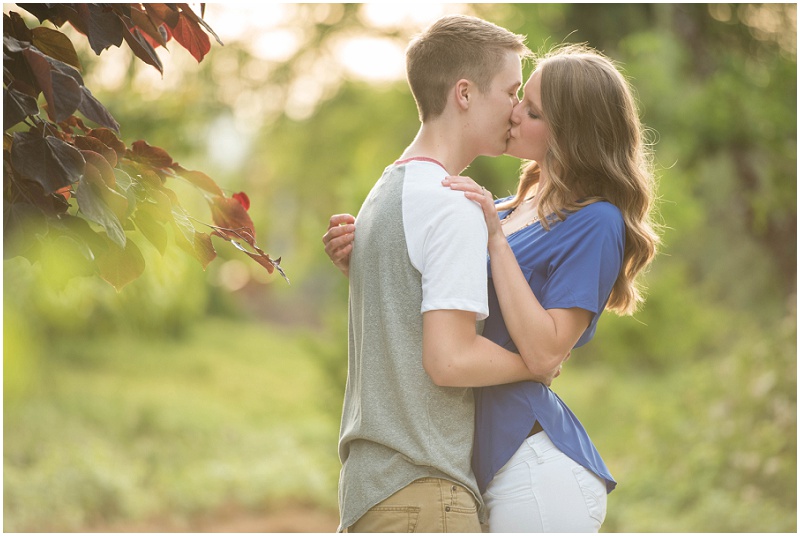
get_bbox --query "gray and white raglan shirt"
[337,158,489,531]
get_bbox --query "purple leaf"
[10,132,85,194]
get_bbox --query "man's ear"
[454,79,471,110]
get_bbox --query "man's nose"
[510,103,522,125]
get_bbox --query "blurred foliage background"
[4,3,796,532]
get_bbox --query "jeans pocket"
[448,483,478,513]
[483,460,535,501]
[571,466,607,526]
[351,506,421,533]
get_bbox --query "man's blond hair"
[406,15,531,122]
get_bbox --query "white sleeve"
[404,172,489,320]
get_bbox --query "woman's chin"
[503,148,531,159]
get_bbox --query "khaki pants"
[347,477,481,533]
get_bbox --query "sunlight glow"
[252,28,303,62]
[336,36,407,83]
[360,3,465,30]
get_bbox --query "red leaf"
[177,3,223,46]
[11,132,85,194]
[6,11,33,42]
[74,135,118,167]
[22,47,82,122]
[84,3,125,55]
[78,85,120,132]
[64,115,90,133]
[55,185,72,201]
[233,192,250,211]
[170,12,210,62]
[80,150,116,187]
[129,140,173,168]
[121,24,163,74]
[144,4,180,29]
[129,5,168,48]
[209,195,256,246]
[172,165,224,196]
[88,128,126,158]
[4,87,39,130]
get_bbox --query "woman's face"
[506,69,550,163]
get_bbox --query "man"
[323,15,560,533]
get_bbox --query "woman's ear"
[455,79,471,110]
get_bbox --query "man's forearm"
[422,310,554,387]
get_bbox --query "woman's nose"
[510,102,522,125]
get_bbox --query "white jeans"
[482,431,607,533]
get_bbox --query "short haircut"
[406,15,531,122]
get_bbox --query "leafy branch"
[3,3,287,290]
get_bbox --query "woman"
[324,44,659,532]
[443,44,660,532]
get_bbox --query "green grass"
[4,312,796,532]
[557,320,797,533]
[4,318,342,532]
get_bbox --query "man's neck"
[399,123,475,176]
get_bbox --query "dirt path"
[83,503,340,533]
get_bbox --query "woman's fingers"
[324,225,355,254]
[323,214,355,247]
[323,214,356,276]
[443,176,492,198]
[325,228,355,258]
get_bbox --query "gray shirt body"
[337,161,488,531]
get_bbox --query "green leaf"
[50,213,107,261]
[192,231,216,269]
[113,168,138,220]
[31,26,82,70]
[133,209,167,255]
[170,201,195,247]
[3,199,46,260]
[74,180,126,248]
[96,236,145,291]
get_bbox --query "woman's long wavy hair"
[497,44,661,315]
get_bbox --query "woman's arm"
[322,213,355,277]
[486,234,591,376]
[443,176,589,378]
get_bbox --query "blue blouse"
[473,199,624,494]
